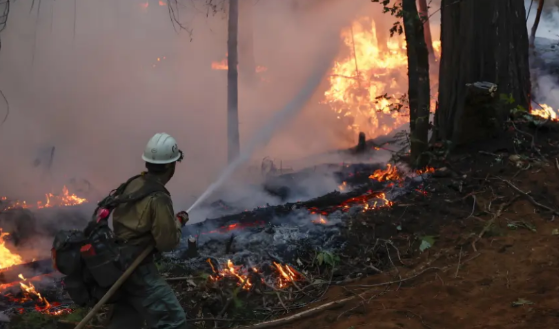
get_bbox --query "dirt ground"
[279,159,559,329]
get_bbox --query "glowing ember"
[0,186,87,212]
[369,164,401,182]
[311,215,328,225]
[0,230,23,269]
[339,192,393,212]
[416,166,435,175]
[322,17,440,140]
[202,221,265,235]
[532,103,558,121]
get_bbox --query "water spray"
[187,52,336,213]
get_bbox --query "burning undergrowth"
[154,162,441,324]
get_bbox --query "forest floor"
[8,118,559,329]
[269,128,559,329]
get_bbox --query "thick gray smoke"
[0,0,379,213]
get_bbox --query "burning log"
[0,259,54,285]
[184,163,420,238]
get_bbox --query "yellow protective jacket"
[112,175,182,252]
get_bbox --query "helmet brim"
[142,153,181,164]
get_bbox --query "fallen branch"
[454,246,462,278]
[498,177,559,216]
[235,267,439,329]
[471,196,517,252]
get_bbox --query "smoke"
[0,0,377,209]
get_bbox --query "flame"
[18,274,51,310]
[311,215,328,225]
[1,273,72,315]
[338,181,347,191]
[207,259,301,290]
[0,230,24,269]
[211,53,268,73]
[532,103,558,121]
[273,262,300,288]
[1,186,87,212]
[416,166,435,175]
[207,259,254,290]
[322,17,440,140]
[368,164,401,182]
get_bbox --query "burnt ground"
[6,116,559,329]
[249,122,559,329]
[281,167,559,329]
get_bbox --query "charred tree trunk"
[227,0,240,162]
[402,0,431,167]
[416,0,435,58]
[436,0,531,146]
[239,0,256,84]
[529,0,545,47]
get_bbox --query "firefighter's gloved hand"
[176,211,189,226]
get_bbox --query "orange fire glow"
[207,259,300,290]
[273,262,300,288]
[1,186,87,212]
[416,166,435,175]
[211,53,268,73]
[1,274,71,315]
[208,259,254,290]
[369,163,401,182]
[532,103,558,121]
[322,17,441,139]
[311,215,328,225]
[0,230,23,269]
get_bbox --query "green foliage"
[511,298,534,307]
[500,93,516,104]
[507,221,537,233]
[60,307,88,323]
[9,312,57,329]
[419,235,436,252]
[316,250,340,268]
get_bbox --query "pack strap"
[93,173,170,218]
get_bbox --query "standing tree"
[529,0,545,47]
[227,0,240,162]
[239,0,256,84]
[402,0,430,167]
[435,0,531,146]
[372,0,431,167]
[416,0,435,57]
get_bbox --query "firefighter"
[107,132,189,329]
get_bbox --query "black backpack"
[52,173,170,306]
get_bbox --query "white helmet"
[142,133,183,164]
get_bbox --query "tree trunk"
[416,0,435,57]
[529,0,545,48]
[227,0,240,162]
[402,0,431,168]
[435,0,531,146]
[239,0,256,84]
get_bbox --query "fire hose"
[74,244,155,329]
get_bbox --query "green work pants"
[106,261,187,329]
